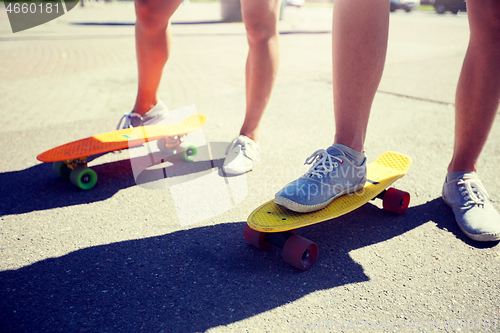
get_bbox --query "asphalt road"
[1,2,499,332]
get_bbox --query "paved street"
[1,2,499,332]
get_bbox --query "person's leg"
[274,0,389,212]
[117,0,183,129]
[239,0,281,142]
[134,0,183,115]
[223,0,281,175]
[332,0,390,152]
[442,0,500,242]
[448,0,500,173]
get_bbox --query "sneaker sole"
[222,165,253,175]
[456,221,500,242]
[442,196,500,242]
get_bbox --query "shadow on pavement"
[0,144,227,217]
[2,198,493,332]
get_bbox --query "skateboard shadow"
[0,143,229,217]
[1,198,495,332]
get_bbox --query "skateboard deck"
[245,151,411,271]
[37,114,207,189]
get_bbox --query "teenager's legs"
[448,0,500,173]
[134,0,184,115]
[332,0,390,152]
[240,0,281,142]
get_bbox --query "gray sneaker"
[274,144,367,213]
[116,100,169,129]
[442,171,500,242]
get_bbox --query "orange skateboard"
[37,114,208,190]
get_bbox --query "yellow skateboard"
[37,114,207,190]
[245,151,412,271]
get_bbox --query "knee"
[469,1,500,43]
[244,16,278,45]
[135,0,170,32]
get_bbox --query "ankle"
[447,160,477,174]
[333,131,366,152]
[333,139,363,153]
[239,130,258,143]
[133,99,159,116]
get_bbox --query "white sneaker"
[116,100,169,129]
[223,135,260,175]
[442,171,500,242]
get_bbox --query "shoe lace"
[116,112,143,130]
[304,149,343,178]
[234,139,246,151]
[457,178,488,207]
[226,136,250,154]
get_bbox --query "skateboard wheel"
[52,161,71,179]
[282,235,318,271]
[382,188,410,215]
[244,225,272,250]
[179,142,198,162]
[70,167,98,190]
[157,138,175,155]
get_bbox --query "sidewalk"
[1,2,499,332]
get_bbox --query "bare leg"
[218,0,281,175]
[448,0,500,173]
[134,0,183,115]
[442,0,500,242]
[332,0,390,152]
[274,0,389,212]
[240,0,281,142]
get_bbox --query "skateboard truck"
[375,188,410,215]
[51,157,98,190]
[157,134,198,162]
[160,135,182,148]
[244,225,319,271]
